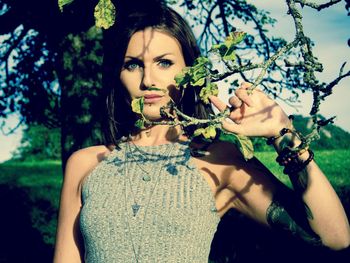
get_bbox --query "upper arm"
[227,156,280,225]
[227,156,322,245]
[53,147,109,263]
[193,141,281,223]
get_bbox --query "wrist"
[272,129,311,162]
[273,130,300,153]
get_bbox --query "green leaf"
[195,57,210,65]
[191,67,207,86]
[219,131,254,160]
[230,31,246,45]
[193,128,205,137]
[147,87,163,92]
[199,82,218,104]
[174,57,211,89]
[131,97,144,114]
[211,31,246,61]
[58,0,75,12]
[94,0,116,29]
[193,126,217,139]
[135,119,145,129]
[204,126,217,139]
[174,67,191,88]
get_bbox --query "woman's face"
[120,28,186,121]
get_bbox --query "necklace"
[123,142,176,262]
[124,142,176,216]
[127,140,173,182]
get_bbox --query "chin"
[142,101,172,121]
[142,108,163,121]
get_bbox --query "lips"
[143,94,163,103]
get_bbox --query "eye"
[157,59,174,68]
[123,59,143,71]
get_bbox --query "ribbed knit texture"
[80,141,220,263]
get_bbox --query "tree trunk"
[56,27,104,172]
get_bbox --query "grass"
[0,160,62,247]
[255,149,350,189]
[0,150,349,260]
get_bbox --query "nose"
[141,65,155,90]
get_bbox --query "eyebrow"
[124,53,174,61]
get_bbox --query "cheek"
[120,72,139,98]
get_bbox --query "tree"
[0,0,102,167]
[0,0,349,168]
[12,124,61,161]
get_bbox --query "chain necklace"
[124,141,175,216]
[123,142,176,262]
[127,140,172,182]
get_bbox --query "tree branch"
[218,0,229,37]
[295,0,342,11]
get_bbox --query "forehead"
[125,28,183,58]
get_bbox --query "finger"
[230,103,245,124]
[235,88,254,107]
[240,82,252,89]
[241,81,263,94]
[228,96,243,110]
[222,118,244,134]
[209,95,228,112]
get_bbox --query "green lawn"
[0,150,349,261]
[255,149,350,189]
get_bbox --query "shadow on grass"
[0,184,53,263]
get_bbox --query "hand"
[210,82,291,138]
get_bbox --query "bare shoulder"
[192,140,246,166]
[64,145,112,187]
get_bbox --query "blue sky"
[247,0,350,132]
[0,0,349,162]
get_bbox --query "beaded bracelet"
[283,150,314,175]
[266,115,297,146]
[276,146,309,166]
[266,128,294,145]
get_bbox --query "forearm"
[272,133,350,250]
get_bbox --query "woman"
[53,3,350,262]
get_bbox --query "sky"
[0,0,349,162]
[246,0,350,130]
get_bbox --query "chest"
[80,146,220,237]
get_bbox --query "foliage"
[219,130,254,160]
[211,31,246,61]
[94,0,116,29]
[12,124,61,161]
[58,26,104,163]
[291,115,350,150]
[59,0,116,29]
[0,29,60,127]
[58,0,75,11]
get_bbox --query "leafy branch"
[57,0,349,160]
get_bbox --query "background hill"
[253,114,350,151]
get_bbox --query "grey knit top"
[80,141,220,263]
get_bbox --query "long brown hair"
[102,1,213,145]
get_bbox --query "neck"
[130,125,185,146]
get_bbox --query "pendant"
[142,174,151,182]
[132,203,141,217]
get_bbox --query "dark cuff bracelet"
[282,150,314,175]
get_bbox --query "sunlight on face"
[120,28,186,121]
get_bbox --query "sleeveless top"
[80,141,220,263]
